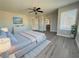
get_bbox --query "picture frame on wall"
[13,16,23,24]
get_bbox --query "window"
[60,9,77,30]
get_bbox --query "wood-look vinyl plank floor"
[36,31,79,58]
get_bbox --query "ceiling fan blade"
[28,8,33,10]
[36,8,41,11]
[38,11,43,13]
[29,11,34,13]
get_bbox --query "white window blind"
[60,9,77,30]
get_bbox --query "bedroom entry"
[45,19,50,32]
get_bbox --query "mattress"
[14,31,46,43]
[23,31,46,43]
[24,40,51,58]
[15,40,48,58]
[11,34,36,51]
[15,42,36,58]
[9,33,36,57]
[10,31,46,58]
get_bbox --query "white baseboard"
[57,34,71,38]
[75,34,79,49]
[50,30,57,32]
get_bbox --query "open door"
[46,25,50,32]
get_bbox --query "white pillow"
[0,27,8,37]
[1,27,8,32]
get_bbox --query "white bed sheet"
[14,30,46,43]
[11,30,47,57]
[10,34,36,57]
[23,31,46,43]
[11,31,46,57]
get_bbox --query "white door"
[32,16,46,31]
[32,18,39,30]
[38,16,46,31]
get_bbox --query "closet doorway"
[44,19,50,32]
[46,25,50,32]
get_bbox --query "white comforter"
[15,31,46,43]
[24,31,46,42]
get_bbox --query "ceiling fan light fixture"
[25,0,43,15]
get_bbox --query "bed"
[7,26,50,58]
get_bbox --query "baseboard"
[56,34,71,38]
[75,33,79,49]
[50,30,57,32]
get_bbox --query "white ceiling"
[0,0,79,15]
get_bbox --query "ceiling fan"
[27,7,43,15]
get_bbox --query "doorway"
[44,18,50,32]
[46,25,50,32]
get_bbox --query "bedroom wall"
[77,10,79,33]
[57,2,79,37]
[78,23,79,33]
[75,10,79,48]
[47,10,58,32]
[0,10,32,31]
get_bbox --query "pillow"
[0,30,6,37]
[0,27,17,43]
[1,31,7,36]
[6,32,18,44]
[1,27,8,32]
[0,27,8,36]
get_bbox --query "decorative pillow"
[0,27,17,43]
[7,32,17,44]
[0,30,6,37]
[1,27,8,32]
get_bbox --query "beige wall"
[0,10,32,31]
[57,2,79,37]
[77,9,79,33]
[78,23,79,33]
